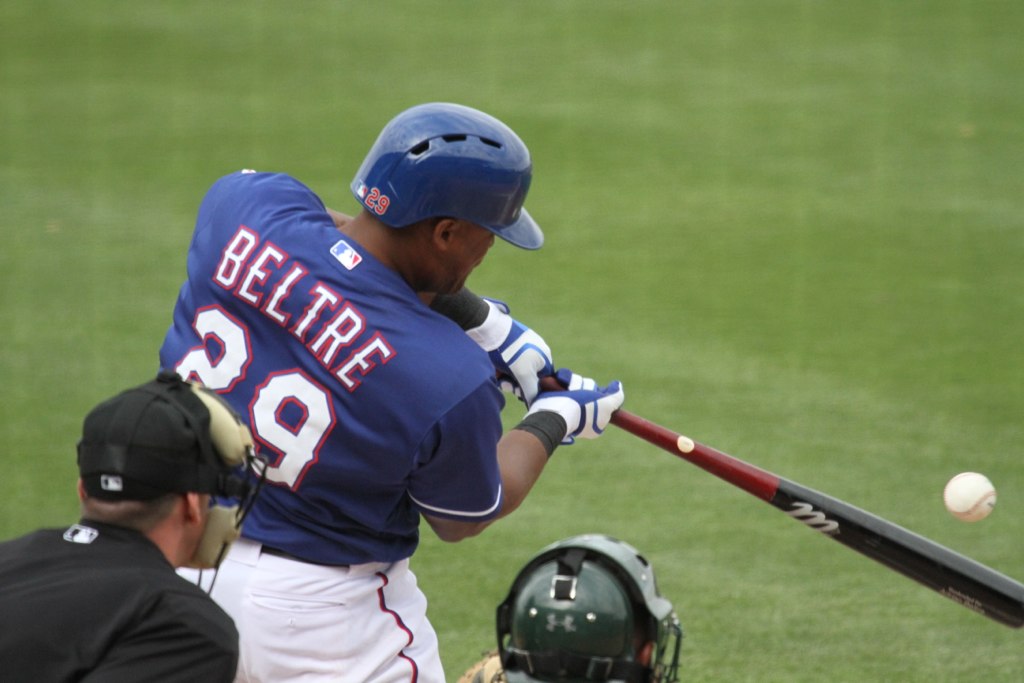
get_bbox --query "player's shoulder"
[213,168,298,187]
[0,528,57,572]
[206,169,321,204]
[407,304,493,369]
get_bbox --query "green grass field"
[3,1,1022,680]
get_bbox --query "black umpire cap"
[77,370,247,501]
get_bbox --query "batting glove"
[466,298,554,407]
[526,368,625,444]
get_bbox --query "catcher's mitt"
[456,649,505,683]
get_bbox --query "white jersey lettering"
[215,226,258,289]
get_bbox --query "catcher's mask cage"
[77,369,265,569]
[350,102,543,250]
[497,534,683,683]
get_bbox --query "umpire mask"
[77,370,261,569]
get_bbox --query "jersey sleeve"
[406,380,505,521]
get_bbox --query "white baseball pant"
[183,538,445,682]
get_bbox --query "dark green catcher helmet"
[497,534,682,683]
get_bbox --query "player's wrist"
[513,411,567,457]
[466,299,513,352]
[430,288,491,331]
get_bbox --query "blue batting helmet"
[350,102,543,250]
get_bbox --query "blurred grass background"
[2,1,1022,680]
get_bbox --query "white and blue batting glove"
[526,368,625,444]
[466,298,554,407]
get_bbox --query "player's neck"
[338,213,395,266]
[339,213,436,295]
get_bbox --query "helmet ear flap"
[189,383,254,468]
[496,600,513,663]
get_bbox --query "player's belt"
[259,544,348,567]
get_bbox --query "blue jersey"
[160,171,505,565]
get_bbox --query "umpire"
[0,370,259,682]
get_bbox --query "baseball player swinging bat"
[538,377,1024,628]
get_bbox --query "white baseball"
[943,472,996,522]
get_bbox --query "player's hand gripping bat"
[538,376,1024,628]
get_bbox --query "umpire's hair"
[80,491,181,532]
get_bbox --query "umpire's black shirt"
[0,520,238,682]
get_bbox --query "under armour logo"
[546,614,577,632]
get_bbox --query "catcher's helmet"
[497,534,683,683]
[350,102,543,249]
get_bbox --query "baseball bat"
[539,377,1024,627]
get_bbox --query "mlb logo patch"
[330,239,363,270]
[101,474,123,492]
[63,524,99,544]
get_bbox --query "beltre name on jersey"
[160,171,506,566]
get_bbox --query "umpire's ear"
[182,492,207,526]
